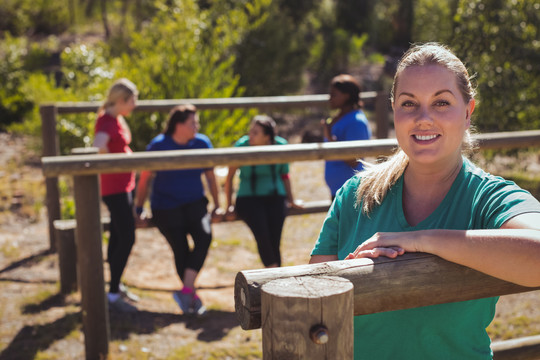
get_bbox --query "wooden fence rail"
[236,256,540,359]
[41,130,540,177]
[234,253,540,330]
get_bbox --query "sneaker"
[108,296,138,313]
[119,283,140,302]
[191,295,206,316]
[173,290,194,314]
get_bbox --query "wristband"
[135,207,143,216]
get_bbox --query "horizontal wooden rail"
[234,253,540,330]
[41,130,540,177]
[48,93,376,114]
[42,139,398,177]
[492,334,540,360]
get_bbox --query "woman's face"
[393,64,475,168]
[249,123,271,146]
[176,113,200,140]
[329,86,350,110]
[117,94,137,116]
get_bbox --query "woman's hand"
[321,118,333,141]
[344,232,423,260]
[287,199,304,209]
[134,207,150,228]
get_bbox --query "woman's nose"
[415,107,433,124]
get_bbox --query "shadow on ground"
[0,291,240,360]
[109,309,240,342]
[0,249,52,275]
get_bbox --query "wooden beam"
[40,105,61,251]
[42,138,398,177]
[73,174,109,358]
[41,130,540,178]
[234,253,540,330]
[47,93,376,114]
[492,335,540,360]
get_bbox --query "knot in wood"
[310,324,329,344]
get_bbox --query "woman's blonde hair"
[99,78,138,114]
[355,43,477,214]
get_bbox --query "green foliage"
[232,0,315,96]
[117,0,253,148]
[0,0,70,36]
[10,42,112,154]
[0,35,34,130]
[452,0,540,132]
[307,1,370,90]
[413,0,457,43]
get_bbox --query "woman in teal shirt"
[225,115,301,267]
[310,43,540,359]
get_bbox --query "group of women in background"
[93,42,540,359]
[93,68,369,315]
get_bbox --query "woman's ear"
[465,99,475,127]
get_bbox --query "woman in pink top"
[93,78,139,312]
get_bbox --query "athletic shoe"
[119,283,140,302]
[173,290,193,314]
[192,295,206,316]
[108,296,138,313]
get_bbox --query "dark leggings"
[102,191,136,294]
[151,197,212,281]
[235,195,286,267]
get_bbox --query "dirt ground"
[1,132,540,359]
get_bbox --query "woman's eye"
[401,101,416,108]
[434,100,450,107]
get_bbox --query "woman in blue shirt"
[322,74,372,198]
[135,104,222,316]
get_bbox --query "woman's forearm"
[420,228,540,287]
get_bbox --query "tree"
[116,0,253,148]
[232,0,318,96]
[452,0,540,132]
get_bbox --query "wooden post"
[235,253,540,330]
[73,173,109,359]
[52,148,100,295]
[54,219,78,294]
[375,92,390,139]
[261,276,353,360]
[40,105,61,252]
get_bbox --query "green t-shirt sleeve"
[474,178,540,229]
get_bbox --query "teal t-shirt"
[311,158,540,359]
[235,135,289,197]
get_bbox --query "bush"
[452,0,540,132]
[0,35,34,130]
[0,0,69,36]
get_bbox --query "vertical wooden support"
[53,148,100,295]
[375,92,390,139]
[261,276,354,360]
[40,105,61,252]
[73,173,109,359]
[54,220,78,294]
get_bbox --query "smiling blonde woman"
[310,43,540,359]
